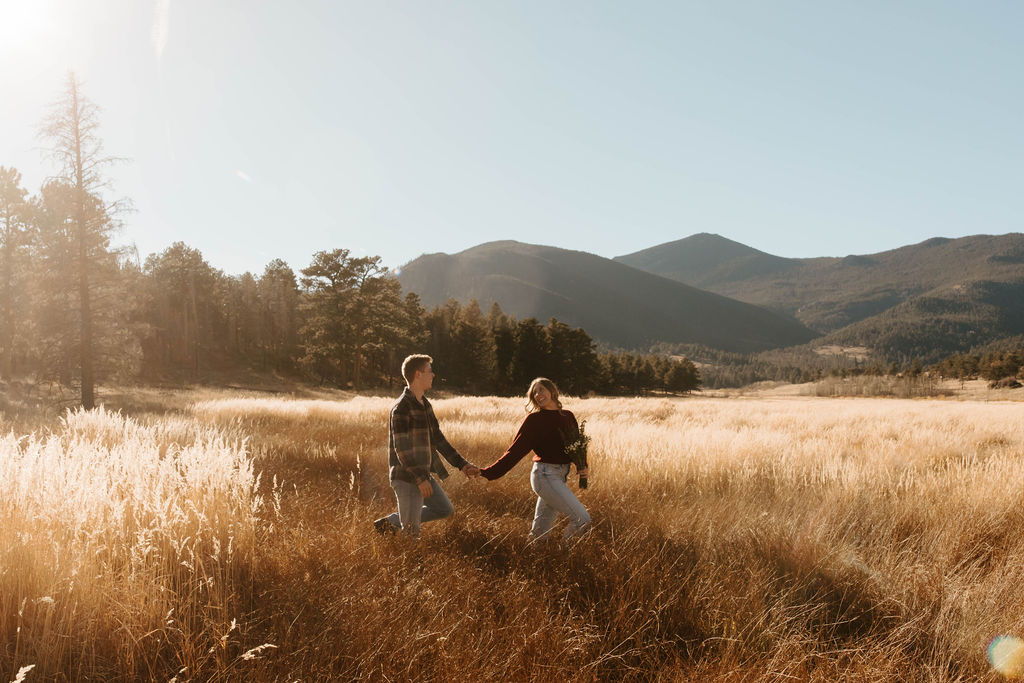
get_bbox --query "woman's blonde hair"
[525,377,563,413]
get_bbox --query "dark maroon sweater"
[480,409,578,481]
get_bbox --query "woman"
[479,378,591,542]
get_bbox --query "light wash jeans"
[386,477,454,537]
[530,462,591,541]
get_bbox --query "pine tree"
[141,242,223,377]
[299,249,410,389]
[510,318,550,390]
[258,259,300,371]
[664,358,701,393]
[545,318,599,395]
[447,300,495,393]
[0,167,31,379]
[487,302,515,394]
[38,73,131,407]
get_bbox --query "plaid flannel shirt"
[388,388,468,484]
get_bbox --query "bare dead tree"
[38,72,132,408]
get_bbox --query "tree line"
[930,345,1024,386]
[0,75,700,405]
[421,300,700,396]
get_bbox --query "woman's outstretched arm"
[479,416,535,481]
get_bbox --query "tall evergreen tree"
[0,167,31,379]
[31,181,78,385]
[347,256,408,389]
[226,272,261,357]
[377,291,429,388]
[510,317,550,390]
[38,73,130,407]
[545,318,599,395]
[31,180,138,388]
[423,299,460,386]
[258,259,300,371]
[141,242,223,377]
[487,302,515,394]
[447,300,495,393]
[299,249,410,389]
[664,357,702,393]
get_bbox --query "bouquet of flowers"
[560,419,590,489]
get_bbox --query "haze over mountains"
[398,233,1024,361]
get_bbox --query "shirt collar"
[402,386,428,408]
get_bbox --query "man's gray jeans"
[386,477,454,537]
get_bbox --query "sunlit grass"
[0,407,268,680]
[3,392,1024,680]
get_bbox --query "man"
[374,354,480,537]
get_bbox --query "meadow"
[2,388,1024,681]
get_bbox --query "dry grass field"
[3,388,1024,681]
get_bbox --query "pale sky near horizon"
[1,1,1021,277]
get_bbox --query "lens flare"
[989,636,1024,678]
[234,170,253,183]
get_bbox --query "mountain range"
[398,233,1024,361]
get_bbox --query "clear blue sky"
[2,1,1021,276]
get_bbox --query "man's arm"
[435,430,480,477]
[427,408,470,470]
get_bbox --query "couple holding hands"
[373,354,591,541]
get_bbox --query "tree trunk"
[78,212,94,408]
[353,348,362,391]
[1,237,11,380]
[72,81,95,410]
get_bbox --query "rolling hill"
[397,234,1024,363]
[821,277,1024,361]
[397,241,817,352]
[616,233,1024,360]
[613,233,799,288]
[616,233,1024,332]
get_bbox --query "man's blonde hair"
[401,354,433,384]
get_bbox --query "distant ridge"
[397,233,1024,361]
[616,232,1024,361]
[397,241,816,352]
[614,233,798,288]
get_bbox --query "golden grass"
[0,407,268,680]
[3,392,1024,680]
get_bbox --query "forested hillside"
[617,232,1024,363]
[397,240,816,352]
